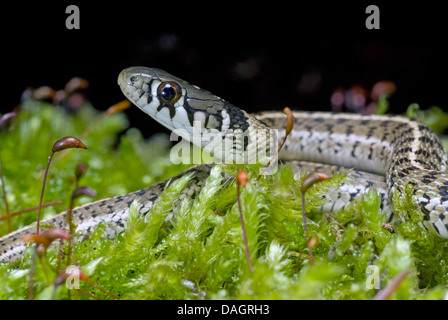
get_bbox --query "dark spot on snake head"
[419,202,431,220]
[224,103,249,131]
[130,76,139,84]
[439,185,448,198]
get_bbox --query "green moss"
[0,100,447,300]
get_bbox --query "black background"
[2,2,447,137]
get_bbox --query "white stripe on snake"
[1,67,447,263]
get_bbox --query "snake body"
[1,67,447,263]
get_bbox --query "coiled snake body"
[1,67,447,263]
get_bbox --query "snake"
[1,66,448,263]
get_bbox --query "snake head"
[118,67,273,164]
[118,66,251,134]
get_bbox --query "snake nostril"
[130,75,139,84]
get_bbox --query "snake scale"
[1,67,447,263]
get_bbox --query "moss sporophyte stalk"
[0,99,447,299]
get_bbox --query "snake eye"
[157,81,182,104]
